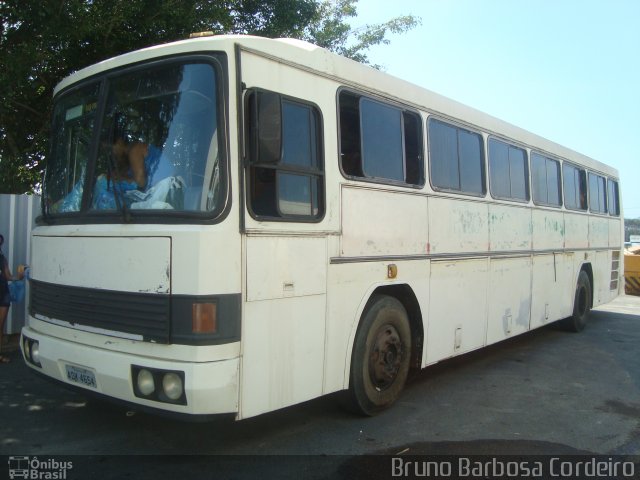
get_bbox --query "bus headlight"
[30,341,40,365]
[162,373,183,401]
[137,369,155,396]
[132,366,186,405]
[21,336,41,368]
[22,337,30,360]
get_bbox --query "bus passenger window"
[428,118,485,196]
[360,99,404,181]
[403,112,422,185]
[562,163,587,211]
[338,90,423,186]
[489,138,529,201]
[531,153,561,207]
[338,92,363,177]
[608,179,620,216]
[246,90,324,220]
[588,172,607,214]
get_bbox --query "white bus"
[21,34,623,419]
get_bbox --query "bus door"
[237,47,329,418]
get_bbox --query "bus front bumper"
[20,326,239,416]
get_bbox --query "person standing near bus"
[0,234,23,364]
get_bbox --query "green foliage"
[0,0,419,194]
[305,0,420,67]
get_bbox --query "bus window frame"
[607,177,621,217]
[244,88,326,224]
[487,135,530,204]
[337,87,425,190]
[427,116,487,199]
[561,160,588,212]
[587,171,608,215]
[530,151,563,208]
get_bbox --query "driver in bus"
[52,135,162,213]
[91,137,162,210]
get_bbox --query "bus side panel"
[532,210,564,251]
[488,204,531,251]
[589,216,612,307]
[324,262,378,394]
[245,235,326,301]
[486,257,532,344]
[609,218,622,249]
[589,216,609,250]
[425,196,489,364]
[564,213,589,250]
[327,185,430,392]
[240,295,326,418]
[340,187,429,257]
[531,253,574,329]
[426,258,488,364]
[323,260,430,393]
[593,250,611,307]
[486,204,532,344]
[428,198,488,254]
[608,217,623,301]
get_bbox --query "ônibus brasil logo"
[8,456,73,480]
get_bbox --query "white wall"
[0,194,40,334]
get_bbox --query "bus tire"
[562,270,592,332]
[346,294,411,416]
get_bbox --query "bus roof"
[53,35,617,178]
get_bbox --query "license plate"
[65,364,97,389]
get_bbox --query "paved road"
[1,295,639,477]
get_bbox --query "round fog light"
[23,338,31,360]
[137,369,155,396]
[162,373,183,401]
[31,342,40,364]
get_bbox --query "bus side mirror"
[250,90,282,164]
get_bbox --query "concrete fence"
[1,194,41,334]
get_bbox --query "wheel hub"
[369,325,404,390]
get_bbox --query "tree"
[304,0,419,68]
[0,0,419,194]
[626,218,640,241]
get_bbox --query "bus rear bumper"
[20,326,239,416]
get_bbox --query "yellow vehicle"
[625,246,640,296]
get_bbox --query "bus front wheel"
[346,294,411,416]
[562,270,592,332]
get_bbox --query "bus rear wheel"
[561,270,592,332]
[347,295,411,416]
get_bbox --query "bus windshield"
[44,59,225,219]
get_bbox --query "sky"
[352,0,640,218]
